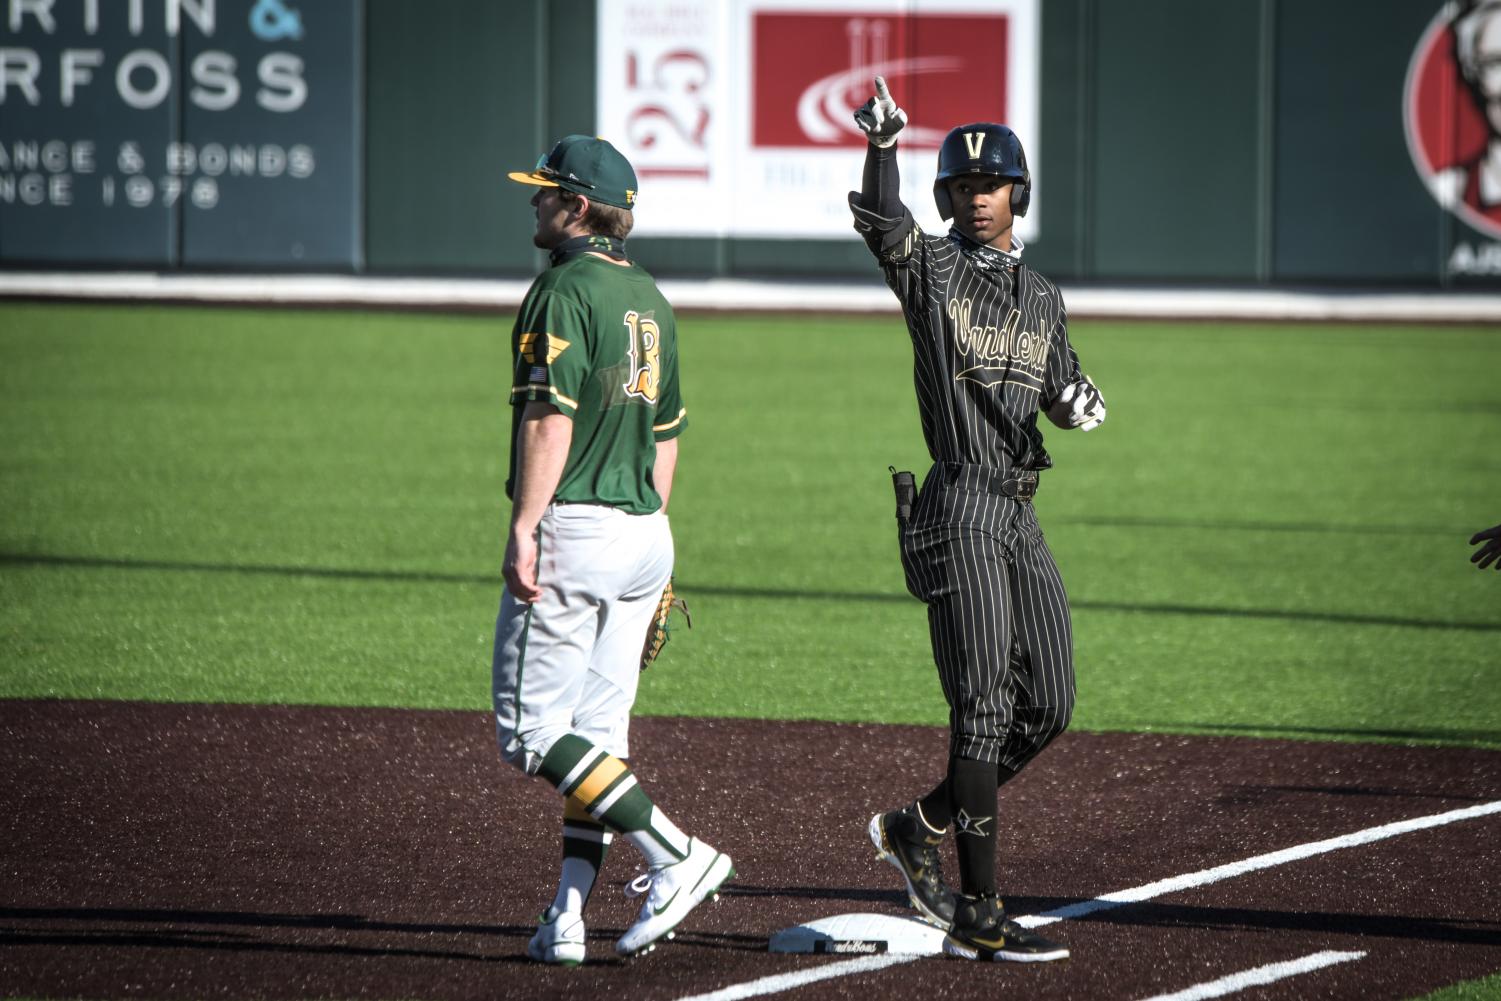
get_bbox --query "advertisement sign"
[1405,1,1501,275]
[0,0,362,268]
[598,0,1040,240]
[596,2,725,236]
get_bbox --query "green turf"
[1416,973,1501,1001]
[2,302,1499,748]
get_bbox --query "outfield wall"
[3,271,1499,324]
[2,0,1499,292]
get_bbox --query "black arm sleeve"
[848,141,918,262]
[860,141,901,218]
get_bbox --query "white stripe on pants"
[901,481,1075,770]
[492,504,673,774]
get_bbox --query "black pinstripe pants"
[900,463,1076,771]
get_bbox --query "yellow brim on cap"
[507,171,558,188]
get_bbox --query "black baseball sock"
[949,755,998,897]
[917,777,951,831]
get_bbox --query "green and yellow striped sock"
[539,734,690,869]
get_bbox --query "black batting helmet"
[932,123,1031,220]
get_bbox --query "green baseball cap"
[508,134,638,209]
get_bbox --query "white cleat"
[527,905,586,966]
[616,838,735,956]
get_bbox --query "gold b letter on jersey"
[622,309,662,403]
[963,132,986,159]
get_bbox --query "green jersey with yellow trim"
[507,253,687,515]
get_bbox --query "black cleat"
[944,892,1069,963]
[868,804,957,928]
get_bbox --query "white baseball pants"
[493,503,673,774]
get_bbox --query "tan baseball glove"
[640,577,692,671]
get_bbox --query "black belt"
[938,462,1039,501]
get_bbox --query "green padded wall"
[355,0,1490,288]
[1090,0,1267,281]
[365,0,543,273]
[1271,1,1447,284]
[1027,0,1091,278]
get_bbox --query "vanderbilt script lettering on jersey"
[947,298,1049,388]
[622,309,661,403]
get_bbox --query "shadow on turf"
[6,552,1500,633]
[1067,601,1501,633]
[724,884,908,906]
[0,910,515,963]
[0,905,769,959]
[1148,721,1501,745]
[1001,897,1501,947]
[1056,515,1468,537]
[1215,784,1500,805]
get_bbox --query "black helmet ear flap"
[1011,158,1031,217]
[935,184,954,221]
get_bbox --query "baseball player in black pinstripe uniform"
[850,78,1105,963]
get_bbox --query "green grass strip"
[2,303,1499,748]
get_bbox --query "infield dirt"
[2,699,1499,1000]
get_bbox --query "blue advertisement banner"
[0,0,362,268]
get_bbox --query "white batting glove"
[853,76,907,148]
[1047,377,1106,431]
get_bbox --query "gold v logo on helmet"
[963,132,986,158]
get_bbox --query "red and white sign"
[750,12,1009,149]
[599,0,1039,239]
[1405,1,1501,241]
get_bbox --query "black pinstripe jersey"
[863,212,1083,472]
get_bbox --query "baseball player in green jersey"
[493,134,733,965]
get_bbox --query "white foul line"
[1136,950,1366,1001]
[675,798,1501,1001]
[674,953,916,1001]
[1016,799,1501,928]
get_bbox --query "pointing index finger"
[874,76,890,101]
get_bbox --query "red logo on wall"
[1405,1,1501,239]
[752,12,1009,149]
